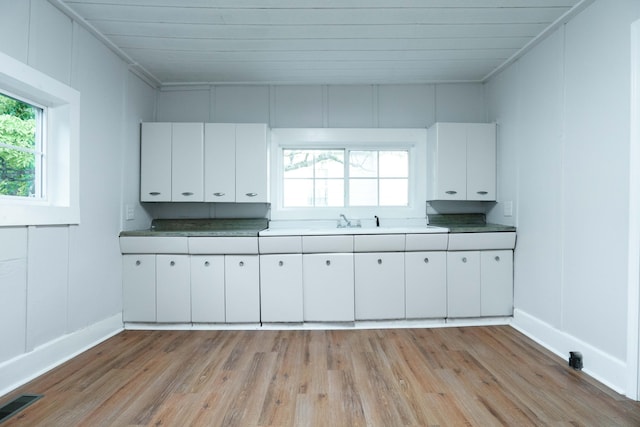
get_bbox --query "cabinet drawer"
[119,236,188,254]
[259,236,302,254]
[302,235,353,253]
[405,233,449,251]
[189,237,258,254]
[447,232,516,250]
[354,234,404,252]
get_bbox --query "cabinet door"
[466,123,496,201]
[140,122,172,202]
[235,124,268,203]
[172,123,204,201]
[204,123,236,202]
[433,123,467,200]
[260,254,303,322]
[303,253,354,322]
[354,252,405,320]
[405,251,447,319]
[191,255,225,323]
[122,255,156,322]
[481,250,513,316]
[225,255,260,323]
[156,255,191,322]
[447,251,481,317]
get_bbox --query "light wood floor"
[2,326,640,426]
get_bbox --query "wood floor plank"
[2,326,640,426]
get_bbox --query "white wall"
[156,83,486,127]
[486,0,640,394]
[0,0,155,395]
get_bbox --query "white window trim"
[270,128,427,221]
[0,50,80,226]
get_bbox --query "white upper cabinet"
[171,123,204,201]
[427,122,496,201]
[204,123,269,203]
[141,122,172,201]
[141,122,204,202]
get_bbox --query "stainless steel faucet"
[339,213,351,228]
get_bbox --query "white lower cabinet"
[191,255,225,323]
[156,255,191,322]
[480,250,513,316]
[122,254,156,322]
[447,251,481,317]
[303,253,354,322]
[354,252,405,320]
[405,251,447,319]
[225,255,260,323]
[260,254,303,322]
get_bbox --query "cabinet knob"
[326,260,331,266]
[445,190,457,195]
[170,261,175,266]
[204,261,210,267]
[424,257,429,264]
[239,261,244,267]
[213,192,225,197]
[278,260,284,267]
[461,257,467,263]
[182,192,194,196]
[135,260,141,266]
[495,256,501,262]
[246,192,258,197]
[477,191,488,195]
[149,192,161,196]
[377,258,382,265]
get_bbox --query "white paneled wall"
[486,0,640,395]
[0,0,154,395]
[156,82,485,128]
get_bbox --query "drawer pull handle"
[477,191,488,195]
[149,192,161,196]
[204,261,210,267]
[239,261,244,267]
[326,260,331,266]
[279,260,284,267]
[445,190,457,195]
[377,259,382,265]
[135,260,141,266]
[170,261,175,266]
[182,192,194,196]
[495,256,500,262]
[461,257,467,263]
[213,192,225,197]
[246,192,258,197]
[424,258,429,264]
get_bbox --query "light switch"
[504,201,513,217]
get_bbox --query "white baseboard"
[0,313,123,398]
[512,309,627,396]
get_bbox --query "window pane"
[283,179,313,207]
[0,93,40,197]
[380,178,408,206]
[315,150,344,178]
[283,149,314,178]
[315,178,344,207]
[349,178,377,206]
[349,151,377,177]
[379,151,408,178]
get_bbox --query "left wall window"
[0,92,44,198]
[0,50,80,226]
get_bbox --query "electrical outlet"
[125,204,135,221]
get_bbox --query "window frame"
[270,128,427,221]
[0,50,80,226]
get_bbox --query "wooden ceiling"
[57,0,587,86]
